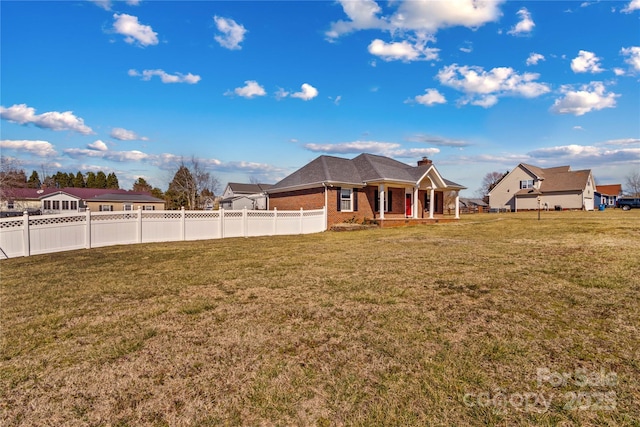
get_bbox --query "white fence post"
[180,207,185,241]
[273,207,277,235]
[137,207,143,243]
[324,206,328,231]
[22,211,30,257]
[85,208,91,249]
[219,208,224,238]
[243,207,248,237]
[300,207,304,234]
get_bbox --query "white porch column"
[379,184,385,220]
[413,186,419,219]
[429,188,435,219]
[455,191,460,219]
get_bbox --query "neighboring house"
[220,182,273,210]
[459,198,489,213]
[267,153,466,227]
[220,195,255,210]
[1,187,165,215]
[488,163,596,211]
[595,184,622,208]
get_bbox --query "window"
[70,201,78,210]
[7,201,14,209]
[44,200,51,210]
[520,179,534,189]
[52,200,60,210]
[340,188,352,211]
[62,200,69,210]
[123,204,133,211]
[143,205,155,210]
[100,205,112,212]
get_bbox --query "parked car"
[616,197,640,210]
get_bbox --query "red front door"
[405,194,412,217]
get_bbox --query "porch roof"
[268,153,466,193]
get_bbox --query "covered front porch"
[364,167,464,225]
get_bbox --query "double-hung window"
[62,200,69,210]
[520,179,534,189]
[340,188,353,212]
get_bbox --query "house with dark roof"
[0,187,165,215]
[595,184,622,208]
[488,163,596,211]
[220,182,274,210]
[266,154,466,227]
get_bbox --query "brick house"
[267,153,466,228]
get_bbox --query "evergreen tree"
[132,177,152,193]
[73,172,85,188]
[106,172,119,189]
[27,171,41,188]
[95,171,107,189]
[85,172,97,188]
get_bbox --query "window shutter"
[336,187,342,212]
[374,190,379,212]
[388,190,392,212]
[353,188,358,211]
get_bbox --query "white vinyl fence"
[0,207,327,259]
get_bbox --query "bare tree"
[166,157,220,210]
[1,156,27,202]
[625,169,640,197]
[476,171,508,202]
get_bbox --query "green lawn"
[1,210,639,426]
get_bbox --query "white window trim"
[340,188,353,212]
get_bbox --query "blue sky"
[1,0,639,195]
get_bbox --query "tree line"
[1,156,220,211]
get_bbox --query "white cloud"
[508,8,535,35]
[436,64,550,107]
[406,134,471,147]
[621,46,640,73]
[368,36,439,62]
[410,89,447,106]
[550,82,618,116]
[305,141,399,154]
[213,16,246,50]
[90,0,112,10]
[226,80,266,98]
[0,104,93,135]
[275,88,290,100]
[526,53,545,66]
[110,127,149,141]
[603,138,640,146]
[621,0,640,13]
[303,140,440,158]
[388,0,504,33]
[291,83,318,101]
[87,140,109,151]
[113,13,158,47]
[571,50,604,73]
[528,144,640,163]
[0,139,57,157]
[129,69,201,84]
[326,0,388,39]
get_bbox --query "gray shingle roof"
[269,153,465,192]
[227,183,274,194]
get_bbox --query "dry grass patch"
[1,210,639,426]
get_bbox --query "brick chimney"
[417,157,432,167]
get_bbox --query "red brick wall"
[268,188,325,210]
[269,186,446,225]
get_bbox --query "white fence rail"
[0,207,327,259]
